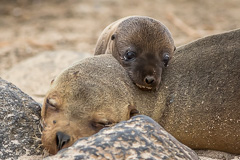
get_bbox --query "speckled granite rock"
[45,115,199,160]
[0,77,42,159]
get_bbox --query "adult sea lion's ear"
[111,34,116,40]
[41,92,61,117]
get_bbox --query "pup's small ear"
[111,34,116,40]
[50,78,55,85]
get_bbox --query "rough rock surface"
[45,115,199,160]
[0,78,42,160]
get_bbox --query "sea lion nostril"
[56,131,70,151]
[144,76,155,84]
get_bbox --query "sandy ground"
[0,0,239,159]
[0,0,240,73]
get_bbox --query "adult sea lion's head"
[41,55,139,154]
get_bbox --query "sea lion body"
[95,16,175,90]
[160,29,240,154]
[41,29,240,154]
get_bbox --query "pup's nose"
[56,131,70,151]
[144,76,155,84]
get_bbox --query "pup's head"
[41,55,139,155]
[108,16,175,90]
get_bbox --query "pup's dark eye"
[163,53,170,67]
[124,51,136,61]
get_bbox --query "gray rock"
[45,115,199,160]
[0,78,42,160]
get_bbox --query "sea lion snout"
[56,131,70,151]
[126,55,163,91]
[135,74,160,90]
[144,75,155,85]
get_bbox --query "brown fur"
[95,16,175,90]
[41,29,240,154]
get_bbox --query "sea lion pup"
[95,16,175,91]
[41,29,240,154]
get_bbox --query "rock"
[45,115,199,160]
[0,78,42,159]
[1,50,92,103]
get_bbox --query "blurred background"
[0,0,240,103]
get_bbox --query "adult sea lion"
[41,29,240,154]
[95,16,175,90]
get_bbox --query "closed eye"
[91,120,113,129]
